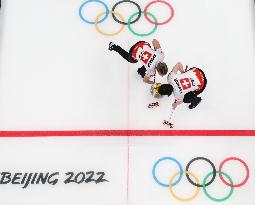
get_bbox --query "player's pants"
[111,41,148,78]
[183,92,200,103]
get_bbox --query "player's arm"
[152,39,161,50]
[143,76,155,84]
[172,62,185,74]
[172,99,183,110]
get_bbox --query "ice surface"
[0,0,254,130]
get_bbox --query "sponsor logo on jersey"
[147,54,157,68]
[174,78,183,94]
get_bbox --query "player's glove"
[150,83,163,98]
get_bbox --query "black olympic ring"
[112,0,142,25]
[185,157,216,187]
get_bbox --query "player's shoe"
[189,97,202,109]
[108,42,116,51]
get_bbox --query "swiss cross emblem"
[141,51,152,64]
[180,78,191,90]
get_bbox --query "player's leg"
[109,41,151,64]
[183,92,201,109]
[109,42,136,63]
[188,96,202,109]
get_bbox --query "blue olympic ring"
[152,157,183,187]
[79,0,109,24]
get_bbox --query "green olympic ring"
[127,11,158,37]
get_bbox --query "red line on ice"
[0,130,254,137]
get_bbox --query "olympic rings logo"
[78,0,175,37]
[152,156,249,202]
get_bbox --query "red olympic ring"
[219,157,250,188]
[144,0,175,25]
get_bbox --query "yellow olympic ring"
[169,171,200,202]
[95,11,125,36]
